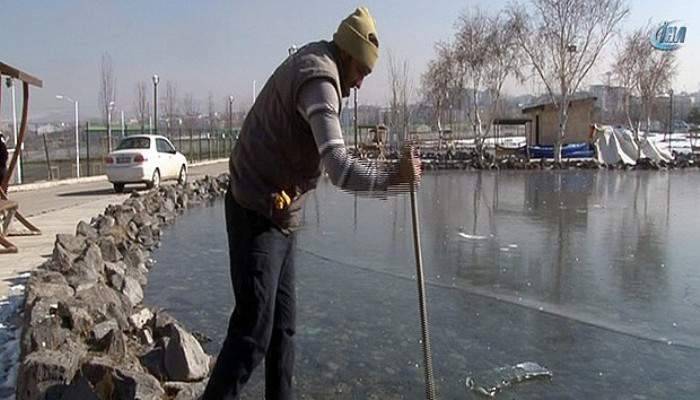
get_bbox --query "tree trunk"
[553,138,563,163]
[554,105,568,163]
[475,110,485,163]
[437,112,443,152]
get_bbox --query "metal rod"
[409,182,437,400]
[86,122,91,176]
[75,100,80,177]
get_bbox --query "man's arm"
[297,79,417,195]
[0,142,8,167]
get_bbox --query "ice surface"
[466,361,552,397]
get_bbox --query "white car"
[105,135,188,193]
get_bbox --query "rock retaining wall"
[382,150,700,170]
[16,174,230,400]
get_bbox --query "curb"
[8,175,108,193]
[7,158,228,193]
[189,158,228,167]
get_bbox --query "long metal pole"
[154,82,158,134]
[228,98,233,136]
[74,100,80,177]
[86,122,91,176]
[409,182,437,400]
[228,98,233,154]
[107,108,112,152]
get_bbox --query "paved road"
[9,160,229,218]
[0,160,228,298]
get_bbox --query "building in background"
[522,97,598,146]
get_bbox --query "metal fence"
[6,125,239,185]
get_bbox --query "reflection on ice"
[146,170,700,399]
[457,231,489,240]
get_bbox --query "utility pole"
[75,100,80,177]
[107,101,115,152]
[153,74,160,134]
[228,95,234,149]
[86,122,91,176]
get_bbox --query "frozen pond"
[146,170,700,399]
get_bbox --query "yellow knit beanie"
[333,7,379,72]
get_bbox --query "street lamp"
[107,101,115,152]
[121,110,126,137]
[228,95,235,150]
[228,95,234,134]
[56,94,80,177]
[152,74,160,134]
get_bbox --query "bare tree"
[98,53,117,126]
[207,92,218,131]
[453,8,523,160]
[164,81,179,137]
[386,51,413,147]
[613,23,676,144]
[134,81,149,134]
[99,53,117,150]
[509,0,629,161]
[181,93,199,159]
[420,41,455,149]
[182,94,199,130]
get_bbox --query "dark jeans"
[203,189,297,400]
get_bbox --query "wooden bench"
[0,62,43,254]
[0,199,18,253]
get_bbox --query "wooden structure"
[522,97,597,146]
[0,62,42,253]
[493,118,529,157]
[357,124,389,159]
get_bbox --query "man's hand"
[391,145,422,187]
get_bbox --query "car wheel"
[177,165,187,185]
[147,169,160,189]
[113,183,125,193]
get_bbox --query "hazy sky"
[3,0,698,121]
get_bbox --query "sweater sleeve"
[0,142,8,167]
[297,78,394,195]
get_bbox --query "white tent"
[592,126,672,165]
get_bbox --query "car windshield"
[116,137,151,150]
